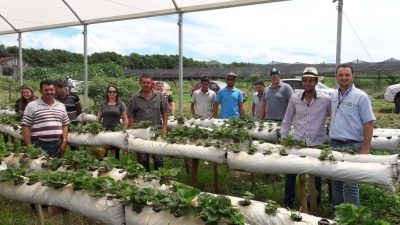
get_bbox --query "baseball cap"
[226,72,236,79]
[302,67,318,77]
[270,68,280,76]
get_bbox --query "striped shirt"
[21,98,70,142]
[127,90,170,128]
[55,92,82,123]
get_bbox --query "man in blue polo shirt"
[212,72,244,119]
[329,63,375,211]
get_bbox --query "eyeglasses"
[270,74,280,78]
[108,91,117,94]
[226,78,235,81]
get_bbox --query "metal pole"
[335,0,343,88]
[178,13,183,114]
[18,32,23,85]
[83,25,88,109]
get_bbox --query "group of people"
[190,64,375,212]
[17,63,374,212]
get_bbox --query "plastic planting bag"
[68,132,128,149]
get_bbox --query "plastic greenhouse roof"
[0,0,287,35]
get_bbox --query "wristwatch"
[63,138,68,143]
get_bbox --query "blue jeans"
[142,154,164,172]
[330,140,363,209]
[283,174,322,208]
[32,139,61,158]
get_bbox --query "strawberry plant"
[264,200,279,215]
[238,191,254,206]
[133,120,153,129]
[0,168,25,185]
[247,145,257,155]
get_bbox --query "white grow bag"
[126,128,154,140]
[227,152,397,191]
[0,181,124,225]
[68,132,128,149]
[373,128,400,137]
[370,136,400,154]
[127,137,226,164]
[125,194,335,225]
[76,113,97,122]
[254,142,399,164]
[2,154,49,172]
[0,109,16,115]
[0,124,23,140]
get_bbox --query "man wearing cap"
[280,67,331,209]
[212,72,244,119]
[252,80,265,120]
[259,68,294,122]
[329,63,375,210]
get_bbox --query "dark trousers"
[283,174,322,208]
[142,154,164,172]
[32,139,61,158]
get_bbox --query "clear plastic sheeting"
[226,152,397,192]
[0,0,285,35]
[0,181,125,225]
[125,194,336,225]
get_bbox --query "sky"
[0,0,399,64]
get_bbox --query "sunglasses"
[270,74,280,78]
[108,91,117,94]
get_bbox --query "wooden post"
[298,174,307,213]
[8,79,12,104]
[190,158,199,188]
[184,158,191,175]
[251,173,256,188]
[213,163,220,194]
[35,204,45,225]
[309,175,318,216]
[10,136,17,151]
[136,153,143,164]
[62,211,71,225]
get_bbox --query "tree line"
[0,44,249,69]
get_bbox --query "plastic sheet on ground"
[68,132,128,149]
[227,152,397,191]
[125,194,335,225]
[127,137,226,163]
[0,181,124,225]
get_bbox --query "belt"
[331,139,362,144]
[32,138,60,144]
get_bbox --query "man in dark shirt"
[127,74,170,172]
[54,79,82,151]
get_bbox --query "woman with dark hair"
[16,86,37,112]
[96,85,128,159]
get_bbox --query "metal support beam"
[178,13,183,114]
[334,0,343,88]
[83,25,88,109]
[18,33,23,85]
[62,0,84,24]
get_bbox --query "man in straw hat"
[280,67,331,209]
